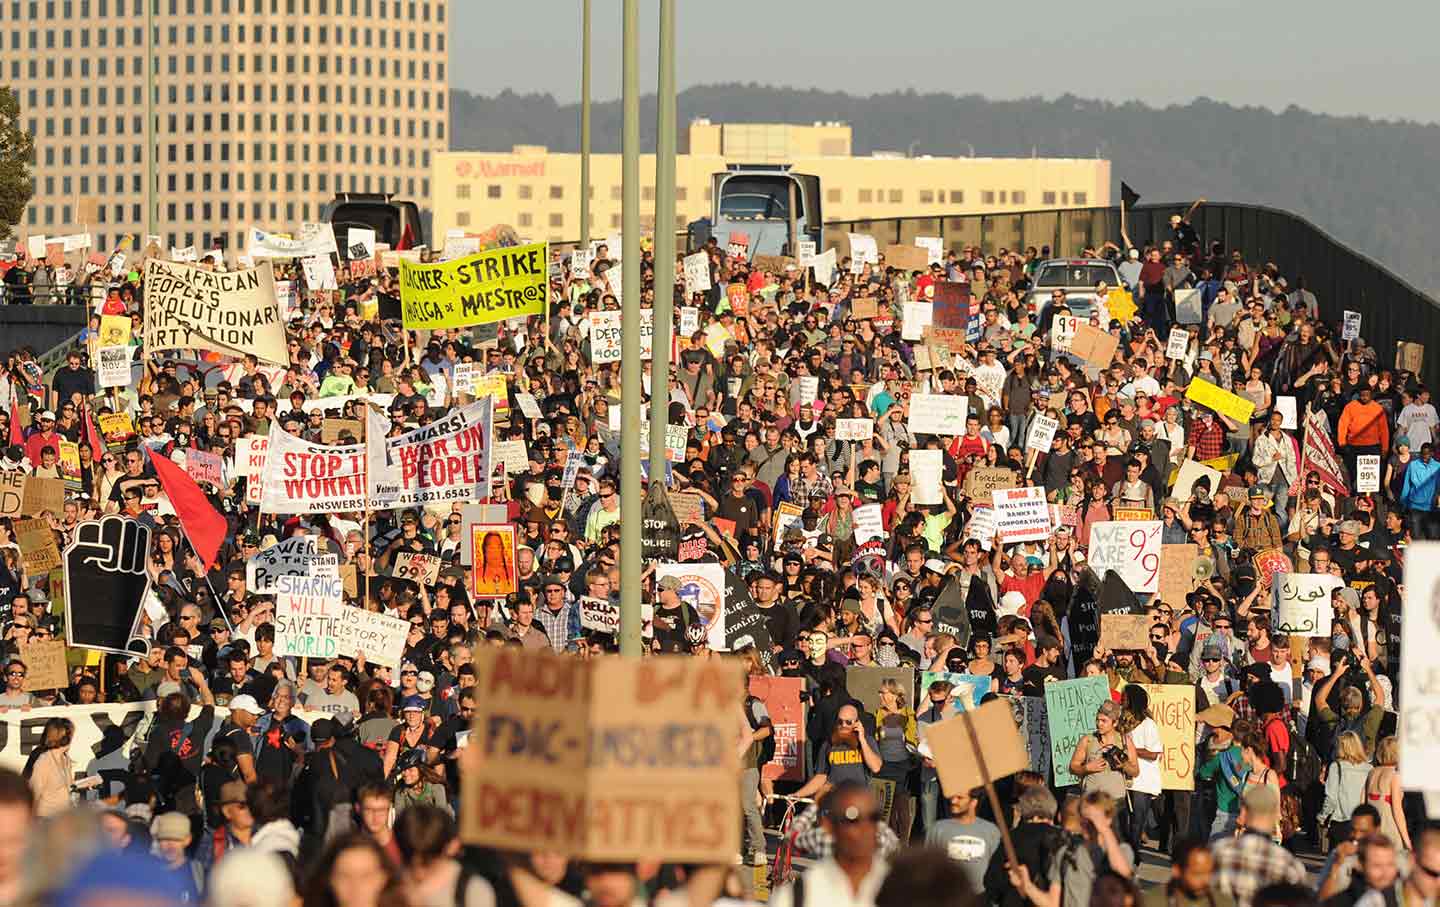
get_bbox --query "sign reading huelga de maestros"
[367,398,494,508]
[400,242,549,329]
[143,259,288,365]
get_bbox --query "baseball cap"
[310,718,336,744]
[228,694,262,715]
[400,695,427,712]
[152,811,191,842]
[218,780,248,806]
[657,575,682,592]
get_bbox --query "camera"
[1100,745,1127,771]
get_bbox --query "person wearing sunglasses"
[792,703,882,808]
[772,780,888,907]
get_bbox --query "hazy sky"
[452,0,1440,125]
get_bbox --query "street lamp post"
[617,0,643,657]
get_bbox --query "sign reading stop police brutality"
[143,259,288,365]
[259,425,367,513]
[366,398,493,508]
[1087,520,1163,593]
[399,242,548,330]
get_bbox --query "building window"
[549,185,563,200]
[1042,191,1056,206]
[982,191,995,205]
[827,188,841,203]
[611,213,621,228]
[675,187,687,201]
[610,185,621,201]
[548,213,563,228]
[949,190,964,204]
[1012,191,1025,205]
[518,185,532,200]
[517,213,532,227]
[487,184,501,199]
[919,190,934,204]
[998,191,1007,204]
[888,190,902,204]
[1073,192,1087,205]
[858,189,872,203]
[455,211,470,226]
[456,183,470,199]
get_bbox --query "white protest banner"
[992,486,1051,543]
[301,254,337,290]
[393,552,442,586]
[1357,455,1381,493]
[910,449,944,506]
[347,227,376,261]
[367,398,493,508]
[275,279,300,320]
[246,222,339,259]
[683,251,712,296]
[274,572,346,658]
[1274,572,1342,637]
[847,233,879,265]
[1087,521,1163,593]
[901,301,933,341]
[795,376,819,407]
[1401,543,1440,787]
[853,503,885,545]
[1025,414,1059,453]
[810,248,837,286]
[1166,328,1190,361]
[96,345,132,389]
[580,596,620,634]
[143,259,287,365]
[908,393,968,436]
[588,309,623,363]
[835,418,874,442]
[258,425,367,513]
[1343,311,1362,342]
[678,306,700,337]
[1276,396,1298,430]
[247,536,338,593]
[1052,315,1078,351]
[916,236,943,265]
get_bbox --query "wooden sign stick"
[959,706,1019,869]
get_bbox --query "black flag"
[1120,182,1141,209]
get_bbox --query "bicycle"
[764,793,815,890]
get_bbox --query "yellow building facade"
[432,120,1112,244]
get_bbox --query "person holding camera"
[1070,700,1138,838]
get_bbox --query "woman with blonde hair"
[1321,731,1373,848]
[874,677,918,843]
[1365,736,1410,851]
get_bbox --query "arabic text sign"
[1274,572,1341,636]
[460,649,741,861]
[991,486,1051,543]
[1087,521,1162,593]
[399,242,548,329]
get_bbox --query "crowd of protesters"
[0,197,1431,907]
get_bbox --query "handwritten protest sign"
[1137,684,1196,790]
[853,503,885,545]
[682,251,711,295]
[579,596,619,634]
[399,243,548,330]
[1159,544,1200,607]
[1026,415,1059,453]
[884,244,929,272]
[1099,614,1152,651]
[923,699,1029,795]
[992,487,1051,543]
[0,470,22,518]
[1401,543,1440,782]
[144,259,288,365]
[1274,573,1343,636]
[392,552,441,586]
[588,310,622,363]
[274,572,407,665]
[835,418,873,441]
[321,419,364,445]
[669,491,704,527]
[963,467,1017,499]
[910,450,943,506]
[1088,521,1162,593]
[1045,676,1112,787]
[1018,696,1051,777]
[18,640,67,692]
[246,536,338,594]
[461,648,740,861]
[20,477,64,517]
[908,393,968,435]
[184,449,224,488]
[16,519,61,574]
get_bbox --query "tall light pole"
[617,0,643,657]
[145,0,156,239]
[648,0,674,483]
[578,0,591,251]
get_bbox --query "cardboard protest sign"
[321,419,364,445]
[366,399,493,508]
[0,470,23,518]
[461,649,740,861]
[963,467,1017,499]
[1158,544,1200,607]
[1274,572,1343,636]
[1067,323,1119,369]
[143,259,288,365]
[884,244,930,273]
[669,491,703,527]
[1186,377,1255,423]
[1044,675,1112,787]
[1099,613,1152,651]
[392,552,442,587]
[923,699,1029,795]
[845,666,915,716]
[751,254,794,274]
[748,675,805,783]
[247,536,338,594]
[908,393,967,435]
[399,243,548,329]
[258,426,366,514]
[1397,342,1425,375]
[21,477,64,516]
[16,519,62,574]
[19,640,68,692]
[991,487,1050,543]
[1137,684,1196,790]
[851,297,879,320]
[1088,521,1162,593]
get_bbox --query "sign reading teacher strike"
[461,647,740,862]
[400,242,549,330]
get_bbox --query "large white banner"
[143,259,288,365]
[908,393,968,436]
[366,398,493,509]
[1402,543,1440,790]
[246,222,339,259]
[259,425,367,513]
[1087,520,1163,593]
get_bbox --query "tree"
[0,86,35,243]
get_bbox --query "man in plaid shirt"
[534,575,579,653]
[1211,786,1306,907]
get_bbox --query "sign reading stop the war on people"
[461,648,740,862]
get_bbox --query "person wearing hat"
[383,695,434,778]
[1232,485,1282,555]
[195,779,255,878]
[650,574,701,649]
[216,694,262,784]
[1194,703,1245,838]
[150,811,203,898]
[22,409,61,467]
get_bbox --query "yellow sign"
[1185,377,1255,424]
[1200,452,1239,473]
[99,315,132,347]
[1106,288,1137,323]
[399,242,549,329]
[1137,684,1196,790]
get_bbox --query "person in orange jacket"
[1337,384,1390,482]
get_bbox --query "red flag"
[7,398,21,449]
[146,447,227,570]
[397,222,414,252]
[82,404,104,458]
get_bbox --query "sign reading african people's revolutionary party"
[400,242,549,329]
[143,259,288,365]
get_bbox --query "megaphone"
[1193,557,1214,581]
